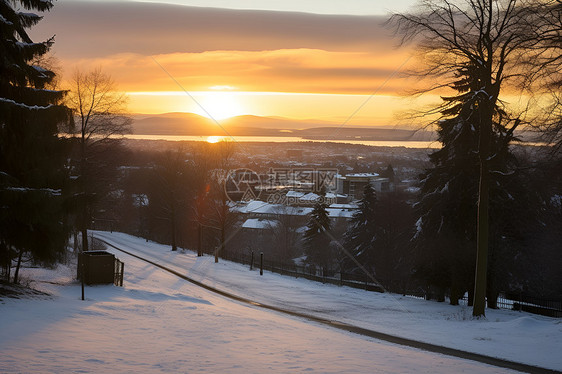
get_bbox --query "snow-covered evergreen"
[343,182,378,273]
[0,0,70,282]
[413,62,539,306]
[303,186,332,270]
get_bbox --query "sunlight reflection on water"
[124,134,441,148]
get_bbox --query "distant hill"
[131,112,435,141]
[131,112,217,135]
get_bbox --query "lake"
[124,134,441,149]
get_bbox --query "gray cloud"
[32,0,393,59]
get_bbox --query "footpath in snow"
[94,231,562,372]
[0,230,559,373]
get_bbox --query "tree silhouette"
[65,68,131,251]
[344,182,378,274]
[0,0,71,282]
[391,0,535,317]
[303,187,332,270]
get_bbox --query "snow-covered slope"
[0,230,560,373]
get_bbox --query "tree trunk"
[81,228,89,252]
[197,223,202,256]
[436,287,445,302]
[216,225,225,263]
[473,101,493,317]
[171,209,177,251]
[1,241,9,281]
[222,200,227,254]
[487,288,499,309]
[73,231,79,252]
[449,282,461,306]
[13,249,23,284]
[79,130,91,253]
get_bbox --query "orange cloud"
[64,48,414,95]
[35,0,427,122]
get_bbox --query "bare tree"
[208,140,237,262]
[529,0,562,83]
[525,0,562,152]
[150,149,191,251]
[390,0,534,317]
[189,142,216,256]
[66,68,131,251]
[66,67,131,147]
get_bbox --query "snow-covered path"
[1,247,512,374]
[93,231,562,372]
[0,231,559,373]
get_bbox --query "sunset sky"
[32,0,428,127]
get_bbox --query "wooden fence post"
[81,259,85,301]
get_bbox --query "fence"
[219,249,561,318]
[220,249,386,293]
[456,292,562,318]
[498,292,562,318]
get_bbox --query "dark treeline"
[387,0,562,316]
[92,142,237,255]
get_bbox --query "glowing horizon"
[125,90,439,127]
[33,1,426,128]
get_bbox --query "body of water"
[124,134,441,149]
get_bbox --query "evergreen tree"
[391,0,536,317]
[0,0,70,282]
[303,187,332,270]
[414,62,528,305]
[343,182,378,274]
[375,190,416,291]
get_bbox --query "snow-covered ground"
[1,231,560,373]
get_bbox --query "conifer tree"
[303,187,332,270]
[391,0,535,316]
[414,62,524,305]
[0,0,70,282]
[343,182,378,274]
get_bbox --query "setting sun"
[195,92,247,121]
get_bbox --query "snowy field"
[0,231,560,373]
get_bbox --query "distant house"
[231,200,357,226]
[241,218,279,230]
[336,173,391,200]
[231,200,312,222]
[229,199,358,260]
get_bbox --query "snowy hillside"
[0,230,560,373]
